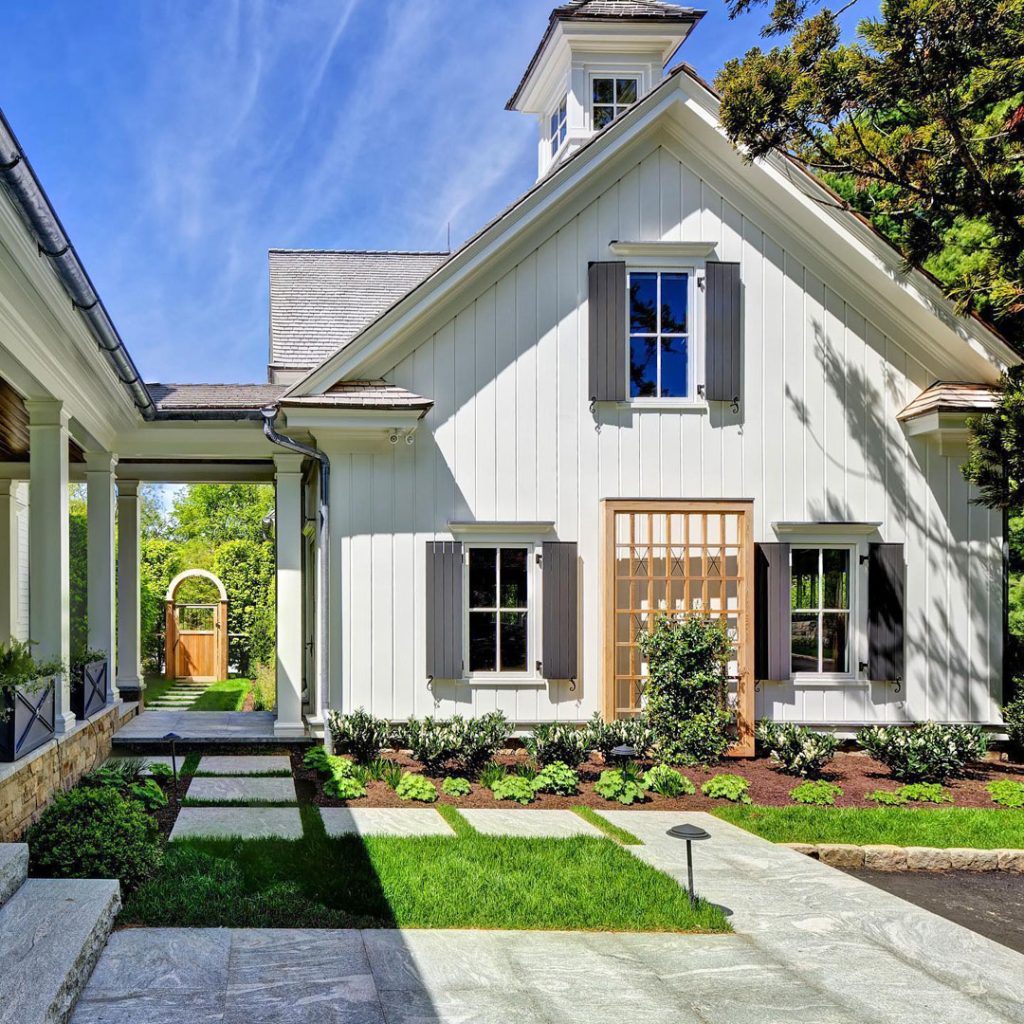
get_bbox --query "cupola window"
[592,76,638,129]
[549,95,568,156]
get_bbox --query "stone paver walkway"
[461,808,604,838]
[169,807,304,841]
[196,755,292,775]
[185,777,297,804]
[144,682,209,710]
[114,710,279,744]
[320,808,455,837]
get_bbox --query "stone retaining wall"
[785,842,1024,872]
[0,702,138,842]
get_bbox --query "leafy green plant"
[701,774,751,804]
[491,775,536,805]
[531,761,579,796]
[146,762,175,781]
[756,721,839,778]
[365,757,391,782]
[514,761,538,782]
[303,746,332,773]
[129,778,169,810]
[324,774,367,799]
[586,712,654,760]
[400,713,509,775]
[642,763,695,797]
[857,723,988,783]
[525,723,590,768]
[327,708,392,764]
[479,761,508,790]
[866,789,908,806]
[789,780,842,806]
[0,639,63,719]
[1002,692,1024,761]
[635,616,733,765]
[349,764,371,787]
[897,783,950,804]
[442,776,472,797]
[102,758,150,783]
[396,773,438,802]
[987,779,1024,808]
[382,761,404,791]
[26,787,161,887]
[594,767,647,805]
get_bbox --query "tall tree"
[169,484,274,548]
[715,0,1024,342]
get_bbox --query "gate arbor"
[164,569,229,682]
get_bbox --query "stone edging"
[784,842,1024,872]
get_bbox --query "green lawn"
[121,805,729,932]
[142,676,252,711]
[714,804,1024,849]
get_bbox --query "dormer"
[507,1,705,180]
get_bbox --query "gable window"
[628,270,689,398]
[791,547,851,675]
[549,95,567,156]
[592,76,638,129]
[467,546,530,674]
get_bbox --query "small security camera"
[388,432,400,445]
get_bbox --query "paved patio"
[73,810,1024,1022]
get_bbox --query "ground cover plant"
[121,805,728,932]
[988,780,1024,808]
[593,766,646,805]
[856,723,987,783]
[756,721,839,778]
[701,774,751,803]
[714,805,1024,849]
[642,764,695,798]
[395,773,437,802]
[491,775,535,805]
[789,781,842,806]
[531,761,579,796]
[442,776,472,798]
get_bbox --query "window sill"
[787,676,868,687]
[460,675,547,687]
[592,400,707,412]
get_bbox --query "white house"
[0,0,1016,756]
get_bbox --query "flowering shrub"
[857,723,987,783]
[756,721,839,778]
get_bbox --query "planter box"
[0,676,56,762]
[71,660,109,720]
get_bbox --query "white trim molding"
[609,240,717,259]
[447,521,556,537]
[773,521,881,538]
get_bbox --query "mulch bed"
[290,747,1024,813]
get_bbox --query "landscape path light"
[163,732,182,807]
[667,823,711,908]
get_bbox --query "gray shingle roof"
[507,0,702,109]
[282,380,432,411]
[269,250,450,371]
[149,382,287,411]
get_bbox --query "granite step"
[0,877,121,1024]
[0,843,28,907]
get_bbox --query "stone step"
[0,844,28,908]
[0,878,121,1024]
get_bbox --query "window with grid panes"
[592,76,638,129]
[790,547,851,674]
[467,547,530,673]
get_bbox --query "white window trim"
[462,541,543,686]
[549,94,568,159]
[625,266,705,406]
[588,72,641,131]
[788,540,866,685]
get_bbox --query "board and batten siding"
[322,144,1002,727]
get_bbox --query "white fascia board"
[0,197,139,445]
[113,460,277,483]
[609,241,717,259]
[113,421,277,460]
[280,407,424,432]
[665,76,1017,377]
[290,86,681,394]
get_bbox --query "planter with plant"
[0,639,64,762]
[70,646,109,720]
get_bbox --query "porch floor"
[112,710,292,744]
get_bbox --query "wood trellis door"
[601,499,755,757]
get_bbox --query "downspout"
[0,109,155,419]
[261,407,331,738]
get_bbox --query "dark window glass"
[468,548,496,607]
[617,78,637,104]
[500,613,528,671]
[660,273,688,333]
[550,111,558,136]
[500,548,528,608]
[791,613,818,673]
[629,273,658,333]
[659,339,688,398]
[791,548,819,610]
[593,106,614,129]
[469,612,497,672]
[629,337,658,397]
[822,549,850,608]
[593,77,614,103]
[821,613,849,673]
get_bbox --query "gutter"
[0,108,155,419]
[261,406,331,738]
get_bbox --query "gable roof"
[508,0,703,110]
[287,63,1018,400]
[268,249,449,372]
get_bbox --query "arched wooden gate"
[164,569,229,682]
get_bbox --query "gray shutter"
[588,261,626,402]
[542,541,578,679]
[425,541,463,679]
[755,542,791,681]
[868,543,905,682]
[705,261,742,404]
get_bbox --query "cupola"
[508,1,705,180]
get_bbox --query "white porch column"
[273,454,305,738]
[26,399,74,733]
[86,453,119,704]
[116,479,143,701]
[0,481,19,642]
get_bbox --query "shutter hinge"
[696,383,706,399]
[535,551,542,567]
[859,554,869,565]
[536,660,542,674]
[697,276,705,291]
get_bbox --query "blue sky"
[4,0,877,386]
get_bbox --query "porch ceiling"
[0,376,84,463]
